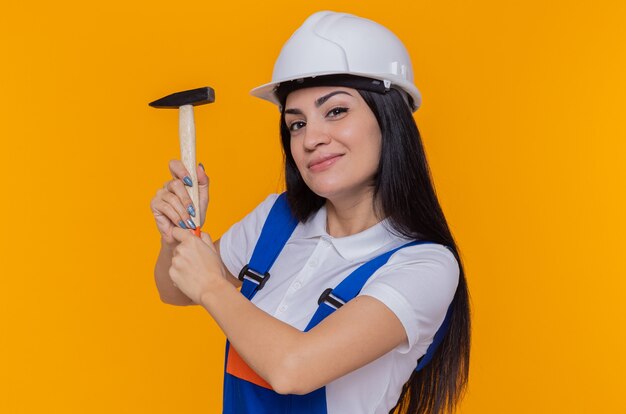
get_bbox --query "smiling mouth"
[308,154,344,171]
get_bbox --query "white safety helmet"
[250,11,422,112]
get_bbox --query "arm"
[200,279,407,395]
[155,238,241,306]
[154,239,193,305]
[168,211,458,393]
[215,238,242,290]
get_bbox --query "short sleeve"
[218,193,280,280]
[358,244,460,354]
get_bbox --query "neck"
[325,190,382,237]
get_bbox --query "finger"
[196,166,209,226]
[164,180,198,227]
[152,198,186,228]
[159,193,194,229]
[197,164,209,187]
[168,159,192,183]
[171,226,194,243]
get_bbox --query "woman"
[151,11,470,414]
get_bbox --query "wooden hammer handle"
[179,105,201,237]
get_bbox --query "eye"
[289,121,306,132]
[327,107,348,118]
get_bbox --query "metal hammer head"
[149,86,215,108]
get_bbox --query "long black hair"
[279,86,471,414]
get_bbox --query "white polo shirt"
[219,193,459,414]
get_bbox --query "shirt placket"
[274,237,333,316]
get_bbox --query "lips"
[308,153,344,171]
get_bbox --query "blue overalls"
[222,193,452,413]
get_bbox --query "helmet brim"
[250,71,421,112]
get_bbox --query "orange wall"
[1,1,625,412]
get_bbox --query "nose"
[302,119,331,151]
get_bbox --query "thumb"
[197,163,209,187]
[196,163,209,228]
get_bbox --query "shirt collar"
[298,205,401,261]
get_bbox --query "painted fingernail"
[178,220,188,229]
[199,163,205,171]
[183,176,193,186]
[187,204,196,217]
[186,218,196,229]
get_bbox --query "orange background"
[1,1,625,412]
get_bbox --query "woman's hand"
[149,160,209,246]
[169,227,227,304]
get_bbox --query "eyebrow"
[284,91,353,115]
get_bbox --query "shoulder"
[251,192,283,223]
[367,242,459,303]
[388,242,459,277]
[218,193,282,277]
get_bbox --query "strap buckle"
[317,288,346,309]
[238,265,271,290]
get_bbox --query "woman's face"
[284,86,382,203]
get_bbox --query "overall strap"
[303,240,453,373]
[238,192,299,300]
[415,304,453,371]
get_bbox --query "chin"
[303,175,375,203]
[304,179,343,198]
[308,185,360,203]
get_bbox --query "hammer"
[149,86,215,237]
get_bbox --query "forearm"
[154,239,193,305]
[200,279,303,393]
